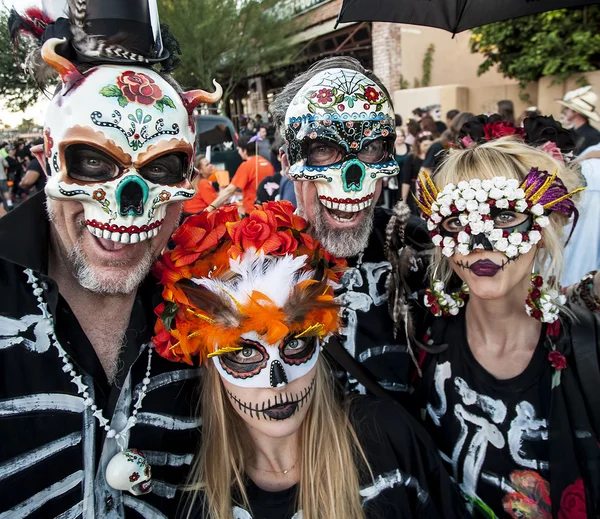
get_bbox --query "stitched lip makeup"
[466,259,502,277]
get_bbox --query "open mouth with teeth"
[85,218,164,243]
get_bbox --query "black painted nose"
[269,360,288,388]
[470,233,494,251]
[344,164,363,190]
[119,180,145,217]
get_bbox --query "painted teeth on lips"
[318,193,374,213]
[85,219,163,243]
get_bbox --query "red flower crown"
[152,201,346,365]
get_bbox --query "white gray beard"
[298,196,375,258]
[67,239,154,295]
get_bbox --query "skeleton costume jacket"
[0,194,201,518]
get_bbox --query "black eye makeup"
[280,336,317,366]
[65,144,122,182]
[139,152,188,185]
[493,211,530,228]
[220,340,269,379]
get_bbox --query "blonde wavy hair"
[182,358,371,519]
[428,137,586,292]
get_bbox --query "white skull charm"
[106,449,152,496]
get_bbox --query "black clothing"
[329,208,418,396]
[414,301,600,518]
[256,171,282,203]
[25,157,46,193]
[419,312,552,518]
[401,155,424,215]
[574,122,600,155]
[186,397,467,519]
[0,193,201,518]
[435,120,447,135]
[422,141,446,172]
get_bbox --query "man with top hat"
[0,1,221,516]
[557,85,600,155]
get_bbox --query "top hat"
[556,86,600,123]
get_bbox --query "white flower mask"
[41,39,221,244]
[417,168,583,260]
[284,68,398,213]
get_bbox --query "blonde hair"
[428,137,585,292]
[183,359,370,519]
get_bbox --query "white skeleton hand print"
[427,362,549,506]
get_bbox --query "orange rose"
[116,70,163,106]
[269,230,299,256]
[261,200,307,231]
[227,210,277,251]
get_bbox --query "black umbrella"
[336,0,600,35]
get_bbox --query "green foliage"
[0,11,42,113]
[399,75,409,89]
[470,6,600,87]
[159,0,296,105]
[421,44,435,87]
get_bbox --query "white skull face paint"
[43,65,196,244]
[284,68,398,213]
[212,331,319,389]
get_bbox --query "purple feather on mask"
[522,168,577,217]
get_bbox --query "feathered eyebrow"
[294,323,326,339]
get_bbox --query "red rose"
[315,88,333,104]
[548,350,567,370]
[483,121,526,141]
[261,200,307,231]
[364,86,380,103]
[227,209,277,252]
[154,303,165,318]
[116,70,163,106]
[269,230,299,256]
[152,329,177,361]
[558,479,587,519]
[547,320,561,338]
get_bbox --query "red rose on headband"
[558,479,587,519]
[117,71,163,106]
[483,121,525,141]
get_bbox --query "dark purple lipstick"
[468,259,502,277]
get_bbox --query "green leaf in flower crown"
[162,301,180,330]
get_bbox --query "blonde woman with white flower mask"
[386,115,600,519]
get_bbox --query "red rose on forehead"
[483,121,526,141]
[364,86,380,103]
[558,479,587,519]
[548,350,567,370]
[117,71,163,106]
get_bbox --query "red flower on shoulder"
[558,479,587,519]
[548,350,567,370]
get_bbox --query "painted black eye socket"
[280,336,317,365]
[220,340,269,377]
[494,211,529,228]
[65,144,121,182]
[306,141,343,166]
[139,153,188,185]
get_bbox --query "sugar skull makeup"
[284,68,398,213]
[152,203,345,390]
[214,330,319,389]
[418,168,583,260]
[41,39,221,244]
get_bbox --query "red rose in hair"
[117,71,163,106]
[483,121,525,141]
[558,479,587,519]
[548,350,567,370]
[261,200,307,231]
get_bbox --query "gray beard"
[298,197,375,258]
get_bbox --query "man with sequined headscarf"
[270,57,429,399]
[0,1,221,516]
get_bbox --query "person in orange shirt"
[183,155,218,215]
[206,136,274,215]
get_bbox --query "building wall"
[372,23,403,97]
